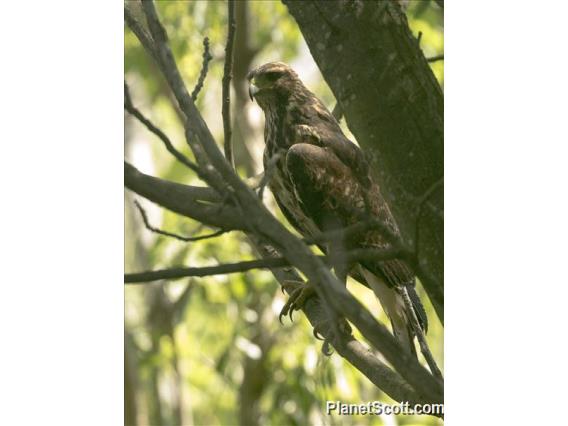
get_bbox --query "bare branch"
[283,0,444,323]
[138,1,237,194]
[135,1,443,402]
[334,337,427,405]
[398,286,443,382]
[249,236,433,408]
[191,37,213,101]
[124,5,158,62]
[222,0,237,168]
[305,218,401,250]
[125,257,289,284]
[129,1,222,182]
[124,236,438,409]
[316,204,436,284]
[125,162,244,232]
[124,247,403,284]
[124,82,202,176]
[124,10,219,180]
[256,149,284,200]
[133,200,228,243]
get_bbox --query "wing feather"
[285,137,414,288]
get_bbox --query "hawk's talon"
[278,278,352,356]
[322,340,333,356]
[278,280,316,324]
[312,322,327,340]
[311,317,353,355]
[248,62,431,361]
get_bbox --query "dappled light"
[125,1,443,425]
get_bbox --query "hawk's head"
[247,62,305,110]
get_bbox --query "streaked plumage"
[247,62,426,355]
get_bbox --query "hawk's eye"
[264,71,283,82]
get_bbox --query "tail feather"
[389,305,417,358]
[361,268,420,357]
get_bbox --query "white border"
[0,2,123,424]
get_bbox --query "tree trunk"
[125,2,444,407]
[283,0,444,322]
[232,0,261,176]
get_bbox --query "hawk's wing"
[284,126,428,333]
[286,120,410,286]
[284,140,410,286]
[288,101,373,189]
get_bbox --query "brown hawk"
[247,62,426,356]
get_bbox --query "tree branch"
[248,236,433,408]
[125,162,243,232]
[333,336,427,405]
[399,286,443,381]
[125,257,289,284]
[133,200,228,243]
[132,1,443,403]
[125,3,220,180]
[191,37,213,101]
[124,4,158,62]
[125,0,429,410]
[124,82,202,176]
[124,247,403,284]
[222,0,237,168]
[283,0,444,323]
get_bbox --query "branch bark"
[222,0,236,168]
[125,159,442,404]
[124,162,243,232]
[124,247,403,284]
[125,164,434,406]
[250,237,431,407]
[126,1,443,405]
[133,199,228,243]
[124,82,201,176]
[191,37,213,101]
[283,0,444,323]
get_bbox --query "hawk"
[247,62,427,356]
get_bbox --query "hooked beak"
[248,83,259,102]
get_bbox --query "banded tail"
[361,268,427,357]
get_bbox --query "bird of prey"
[247,62,427,356]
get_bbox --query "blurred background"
[125,1,443,425]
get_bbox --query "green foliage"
[125,2,443,425]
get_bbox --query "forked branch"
[125,1,443,407]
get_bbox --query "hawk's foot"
[312,316,352,356]
[278,279,353,356]
[279,280,316,323]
